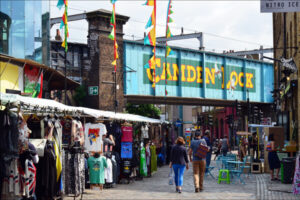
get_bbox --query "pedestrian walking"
[203,130,212,173]
[213,139,221,160]
[169,137,189,193]
[239,136,248,161]
[188,131,208,193]
[252,132,258,160]
[221,135,230,156]
[266,134,280,181]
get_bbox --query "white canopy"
[0,93,162,123]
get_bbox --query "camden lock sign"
[261,0,300,13]
[143,55,256,92]
[123,41,274,103]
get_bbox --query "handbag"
[195,142,209,159]
[29,139,47,157]
[168,168,174,185]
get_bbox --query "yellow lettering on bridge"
[187,65,196,82]
[145,61,254,89]
[205,67,215,85]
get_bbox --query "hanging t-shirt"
[84,123,107,152]
[121,126,133,142]
[105,158,113,183]
[141,125,149,139]
[121,142,133,159]
[61,119,72,145]
[150,145,157,173]
[21,160,37,198]
[88,156,107,184]
[72,120,84,147]
[140,147,147,177]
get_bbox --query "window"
[0,0,49,64]
[73,47,79,68]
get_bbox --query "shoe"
[200,188,203,192]
[176,188,179,192]
[178,189,182,193]
[195,188,199,193]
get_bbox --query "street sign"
[281,57,298,73]
[261,0,300,13]
[88,86,98,95]
[175,120,182,127]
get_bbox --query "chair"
[216,159,223,170]
[226,153,237,160]
[222,157,235,169]
[217,169,230,184]
[230,161,246,184]
[205,166,215,179]
[243,156,251,178]
[216,159,230,184]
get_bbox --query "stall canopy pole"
[257,127,259,159]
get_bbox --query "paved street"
[65,161,298,200]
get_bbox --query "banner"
[24,65,41,95]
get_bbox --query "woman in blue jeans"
[169,137,189,193]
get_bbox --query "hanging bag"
[168,168,174,185]
[29,139,47,157]
[195,141,209,159]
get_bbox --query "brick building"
[50,10,129,111]
[273,12,299,150]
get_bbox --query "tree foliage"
[126,103,161,119]
[73,85,86,106]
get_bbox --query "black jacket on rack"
[0,110,19,156]
[36,141,57,199]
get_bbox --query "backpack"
[195,140,209,159]
[266,142,272,151]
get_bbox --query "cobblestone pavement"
[65,161,298,200]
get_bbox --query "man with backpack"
[188,131,208,193]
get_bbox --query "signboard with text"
[124,40,274,103]
[261,0,300,13]
[88,86,98,96]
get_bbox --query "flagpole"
[65,50,67,105]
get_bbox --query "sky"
[50,0,273,54]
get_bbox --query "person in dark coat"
[169,137,189,193]
[267,134,280,181]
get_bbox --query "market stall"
[0,93,165,199]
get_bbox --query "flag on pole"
[58,0,69,52]
[144,0,154,6]
[165,0,174,95]
[144,0,156,88]
[109,1,118,72]
[56,0,64,9]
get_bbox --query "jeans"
[222,148,228,156]
[205,152,212,173]
[172,164,186,186]
[192,160,206,189]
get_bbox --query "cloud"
[50,0,273,52]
